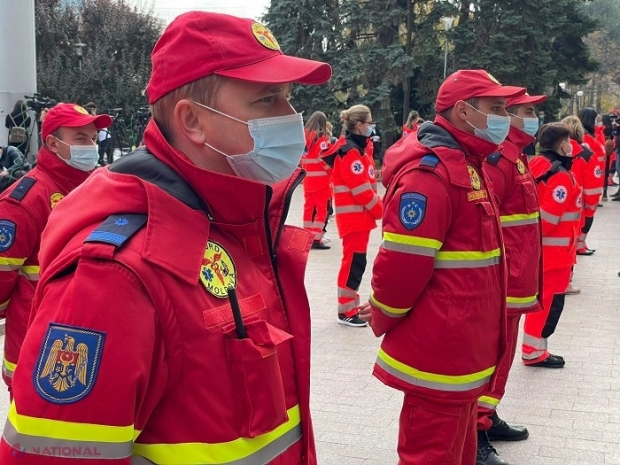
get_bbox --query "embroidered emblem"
[50,192,64,210]
[467,190,488,202]
[320,141,328,151]
[34,324,104,404]
[468,166,481,190]
[351,160,364,175]
[399,192,426,230]
[200,241,237,298]
[251,23,280,51]
[576,195,582,209]
[594,166,602,178]
[368,166,375,178]
[552,186,567,203]
[74,105,89,115]
[0,220,16,252]
[516,159,526,175]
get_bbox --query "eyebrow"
[259,83,293,94]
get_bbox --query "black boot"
[487,411,529,441]
[477,430,508,465]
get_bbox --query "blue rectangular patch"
[9,177,36,202]
[84,214,147,247]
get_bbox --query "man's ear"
[453,101,469,121]
[45,134,59,153]
[173,100,208,145]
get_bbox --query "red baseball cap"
[146,12,332,104]
[436,69,526,112]
[41,104,112,141]
[505,92,547,107]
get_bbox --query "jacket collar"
[507,126,535,153]
[36,146,91,193]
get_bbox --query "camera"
[134,107,151,124]
[24,94,56,113]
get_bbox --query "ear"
[45,134,59,153]
[173,100,208,145]
[453,101,469,121]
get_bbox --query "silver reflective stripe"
[338,287,357,298]
[506,300,537,309]
[381,240,437,257]
[375,357,491,392]
[539,209,560,224]
[301,158,321,164]
[583,187,603,195]
[303,221,313,228]
[501,218,539,227]
[335,205,364,214]
[560,212,581,221]
[0,299,9,311]
[304,171,328,177]
[365,196,379,211]
[333,185,349,193]
[578,233,586,241]
[522,333,547,350]
[0,265,21,272]
[351,183,371,195]
[598,156,606,161]
[2,419,133,459]
[542,237,570,246]
[477,399,497,410]
[585,204,597,211]
[338,301,357,314]
[434,256,500,269]
[370,182,378,190]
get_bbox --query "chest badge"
[50,192,64,209]
[200,241,237,298]
[468,166,481,190]
[516,159,526,175]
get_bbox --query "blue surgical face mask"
[364,124,374,137]
[194,102,306,184]
[466,104,511,144]
[510,114,539,137]
[55,138,98,171]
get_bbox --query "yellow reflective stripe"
[370,291,410,317]
[8,401,135,443]
[436,249,500,260]
[506,295,537,304]
[478,395,500,407]
[377,348,495,388]
[500,212,539,223]
[383,232,443,250]
[133,405,301,464]
[19,265,40,280]
[0,257,26,271]
[0,298,9,311]
[3,357,16,378]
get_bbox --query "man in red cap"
[0,12,330,465]
[358,70,524,464]
[0,103,110,397]
[476,93,546,465]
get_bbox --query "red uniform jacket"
[402,124,418,138]
[483,127,542,316]
[0,121,316,465]
[300,131,331,193]
[583,133,607,181]
[324,133,382,238]
[369,117,507,403]
[0,147,89,389]
[530,150,582,271]
[570,140,601,218]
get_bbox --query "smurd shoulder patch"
[34,323,105,404]
[0,220,16,252]
[200,241,237,298]
[399,192,426,230]
[85,214,147,248]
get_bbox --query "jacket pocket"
[223,318,292,438]
[435,305,468,362]
[520,178,539,212]
[478,201,500,251]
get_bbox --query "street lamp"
[73,42,87,71]
[441,17,455,79]
[576,90,584,112]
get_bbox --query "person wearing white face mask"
[477,92,547,465]
[0,103,110,400]
[0,12,333,465]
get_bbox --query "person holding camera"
[4,101,31,155]
[0,103,111,399]
[0,146,29,192]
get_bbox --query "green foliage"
[265,0,600,140]
[35,0,162,113]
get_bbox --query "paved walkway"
[1,183,620,464]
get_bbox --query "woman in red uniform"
[323,104,382,326]
[301,111,333,249]
[402,110,420,138]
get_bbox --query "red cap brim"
[214,54,332,85]
[506,94,547,107]
[61,114,113,130]
[475,86,527,99]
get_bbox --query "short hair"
[150,75,222,142]
[538,123,571,151]
[340,104,370,132]
[560,115,584,143]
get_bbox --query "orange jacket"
[300,130,331,193]
[402,124,418,138]
[531,151,582,271]
[324,133,382,238]
[570,140,601,219]
[370,117,506,402]
[583,132,607,175]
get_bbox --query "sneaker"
[337,314,368,327]
[322,235,332,243]
[565,284,581,295]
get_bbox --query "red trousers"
[337,230,370,316]
[303,186,331,241]
[522,267,571,363]
[398,394,477,465]
[476,314,521,430]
